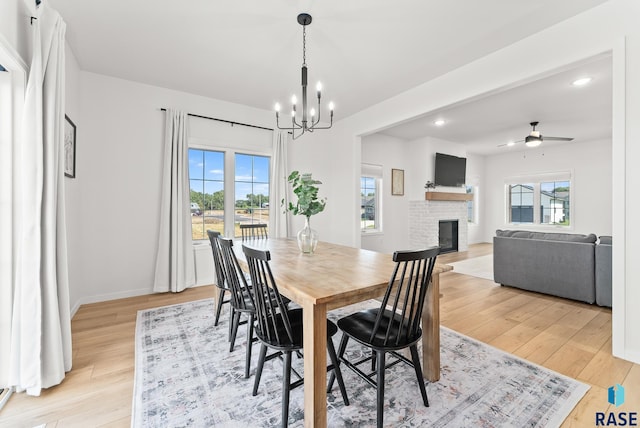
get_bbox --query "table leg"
[422,272,441,381]
[303,302,328,428]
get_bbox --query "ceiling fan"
[499,121,574,148]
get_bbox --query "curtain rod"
[160,108,273,132]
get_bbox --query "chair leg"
[371,349,377,372]
[253,344,268,396]
[376,350,386,428]
[410,344,429,407]
[214,288,226,326]
[227,308,234,342]
[229,311,241,352]
[326,337,349,406]
[282,351,292,428]
[245,314,254,378]
[328,333,349,392]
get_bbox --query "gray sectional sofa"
[493,230,611,306]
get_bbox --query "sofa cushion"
[599,235,612,245]
[495,229,596,243]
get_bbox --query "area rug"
[448,254,495,281]
[132,298,589,427]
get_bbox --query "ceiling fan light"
[525,135,542,147]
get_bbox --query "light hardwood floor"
[1,243,637,427]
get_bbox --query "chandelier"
[275,13,334,140]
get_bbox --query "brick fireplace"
[409,199,468,252]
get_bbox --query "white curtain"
[153,109,195,293]
[1,3,72,396]
[270,131,291,238]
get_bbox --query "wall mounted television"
[434,152,466,187]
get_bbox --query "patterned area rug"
[448,254,495,281]
[132,299,588,427]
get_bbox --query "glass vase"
[297,216,318,254]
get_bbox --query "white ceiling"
[377,53,612,155]
[47,0,611,152]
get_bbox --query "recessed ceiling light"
[434,119,446,126]
[572,77,592,87]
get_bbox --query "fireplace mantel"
[425,192,473,202]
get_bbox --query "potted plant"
[282,170,326,254]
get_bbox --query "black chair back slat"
[240,223,268,241]
[218,237,254,311]
[369,247,440,346]
[207,230,226,289]
[242,245,294,346]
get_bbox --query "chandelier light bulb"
[316,82,322,97]
[310,108,316,118]
[291,95,297,105]
[291,110,296,117]
[275,103,281,112]
[329,102,334,111]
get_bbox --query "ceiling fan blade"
[497,139,524,147]
[543,136,574,141]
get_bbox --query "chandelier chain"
[302,25,306,66]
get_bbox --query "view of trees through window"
[234,154,270,236]
[189,149,224,240]
[189,150,271,239]
[541,181,570,225]
[361,176,377,230]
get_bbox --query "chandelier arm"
[308,115,333,130]
[275,114,302,131]
[291,126,306,140]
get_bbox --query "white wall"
[360,134,408,254]
[0,0,33,65]
[64,44,83,311]
[288,0,638,362]
[361,134,485,254]
[483,139,611,240]
[465,153,485,244]
[69,71,275,310]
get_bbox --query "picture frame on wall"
[391,168,404,196]
[64,114,76,178]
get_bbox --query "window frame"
[504,171,573,229]
[233,152,271,237]
[360,163,383,234]
[188,143,271,240]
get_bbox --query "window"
[466,185,475,223]
[506,173,571,226]
[360,164,382,233]
[540,181,570,225]
[509,184,534,223]
[234,154,270,237]
[189,149,225,240]
[361,176,377,231]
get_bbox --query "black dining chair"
[240,223,268,240]
[207,230,231,332]
[242,244,350,427]
[217,237,259,379]
[328,247,440,428]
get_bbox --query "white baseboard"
[69,284,213,318]
[70,287,152,318]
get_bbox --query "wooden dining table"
[233,238,452,428]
